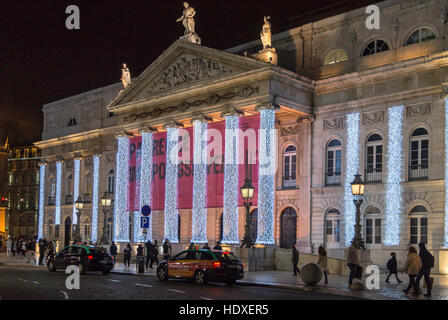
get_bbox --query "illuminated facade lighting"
[222,115,240,244]
[91,156,100,243]
[443,99,448,248]
[164,127,179,243]
[37,163,46,240]
[55,161,63,225]
[72,159,81,224]
[191,120,208,243]
[344,113,360,246]
[114,136,130,242]
[256,108,276,244]
[385,106,404,246]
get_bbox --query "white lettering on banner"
[65,5,80,30]
[65,265,80,290]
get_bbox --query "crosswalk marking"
[168,289,186,294]
[200,297,213,300]
[135,283,153,288]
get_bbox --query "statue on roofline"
[176,2,196,35]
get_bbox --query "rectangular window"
[335,220,340,243]
[335,150,341,174]
[410,218,418,244]
[420,217,428,244]
[374,219,381,244]
[325,220,333,243]
[365,219,373,244]
[291,155,296,177]
[327,151,334,175]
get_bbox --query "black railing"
[409,164,428,181]
[48,197,55,206]
[325,172,341,186]
[65,194,73,205]
[282,176,296,189]
[365,168,382,183]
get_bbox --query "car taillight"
[241,262,244,268]
[111,256,114,260]
[213,261,221,269]
[88,255,93,260]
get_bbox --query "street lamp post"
[100,192,112,245]
[74,197,84,243]
[351,174,365,249]
[240,177,255,248]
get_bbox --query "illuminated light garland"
[445,99,448,248]
[222,115,240,244]
[91,156,100,243]
[385,106,404,246]
[72,159,81,224]
[344,113,360,246]
[191,121,208,243]
[37,164,46,240]
[164,127,179,243]
[114,136,130,242]
[55,161,63,225]
[135,131,153,243]
[256,109,276,244]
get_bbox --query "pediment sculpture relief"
[362,110,385,125]
[323,117,344,130]
[406,103,431,117]
[149,56,233,93]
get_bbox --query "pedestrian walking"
[145,240,153,269]
[16,239,21,257]
[21,241,27,258]
[291,245,300,276]
[317,246,328,284]
[38,239,46,266]
[11,238,16,256]
[6,238,11,256]
[213,241,223,250]
[136,243,144,272]
[346,241,360,286]
[202,242,210,250]
[416,242,434,297]
[402,246,422,296]
[109,241,118,264]
[385,252,402,283]
[163,239,171,260]
[150,240,159,268]
[124,243,132,268]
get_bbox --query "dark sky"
[0,0,379,147]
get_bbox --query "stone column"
[55,158,64,227]
[72,155,82,225]
[91,154,101,243]
[37,161,47,240]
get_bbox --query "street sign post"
[141,205,151,216]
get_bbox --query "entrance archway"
[280,207,297,249]
[251,209,258,243]
[64,217,72,247]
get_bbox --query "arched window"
[323,49,348,65]
[84,218,91,242]
[361,39,389,56]
[251,209,258,243]
[405,27,436,46]
[365,207,381,245]
[410,205,428,244]
[107,217,113,242]
[283,145,297,189]
[280,207,297,249]
[326,139,342,185]
[365,134,383,183]
[325,208,341,244]
[409,128,428,180]
[67,175,73,196]
[107,169,115,194]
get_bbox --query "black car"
[47,245,114,275]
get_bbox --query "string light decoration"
[114,136,130,242]
[135,131,153,243]
[445,99,448,248]
[37,163,46,240]
[72,159,81,224]
[385,106,404,246]
[91,156,100,243]
[256,108,276,244]
[164,127,180,243]
[344,113,360,246]
[191,121,208,243]
[55,161,63,225]
[222,115,240,244]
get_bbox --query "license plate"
[100,259,109,264]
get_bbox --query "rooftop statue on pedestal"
[121,63,131,89]
[176,2,196,36]
[260,16,272,49]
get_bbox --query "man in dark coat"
[38,240,45,266]
[213,241,223,250]
[145,240,153,269]
[385,252,402,283]
[416,242,434,297]
[291,245,300,276]
[109,242,118,264]
[149,240,159,268]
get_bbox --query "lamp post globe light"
[100,192,112,245]
[351,174,365,249]
[74,197,84,243]
[240,177,255,248]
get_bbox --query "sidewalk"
[2,253,447,300]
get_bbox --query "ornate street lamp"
[74,197,84,243]
[100,192,112,245]
[351,174,365,249]
[240,177,255,248]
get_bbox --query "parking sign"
[140,216,150,229]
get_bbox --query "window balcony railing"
[83,193,92,203]
[325,172,341,186]
[48,197,55,206]
[409,164,428,181]
[282,176,296,189]
[65,194,73,205]
[365,168,382,183]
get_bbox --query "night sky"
[0,0,378,147]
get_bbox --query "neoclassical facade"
[35,0,448,270]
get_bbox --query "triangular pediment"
[108,40,270,109]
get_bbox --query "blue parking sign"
[140,216,150,229]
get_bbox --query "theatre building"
[35,0,448,271]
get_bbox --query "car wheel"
[157,266,168,281]
[102,270,110,275]
[225,279,235,286]
[48,261,56,272]
[194,270,207,285]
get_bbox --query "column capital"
[441,83,448,99]
[255,100,280,112]
[114,130,133,139]
[220,105,244,118]
[138,125,158,134]
[56,156,65,163]
[190,113,213,124]
[163,119,184,130]
[38,160,48,167]
[297,114,315,123]
[73,152,83,160]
